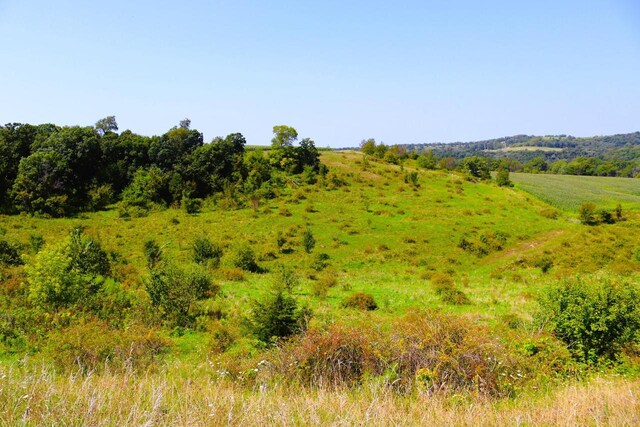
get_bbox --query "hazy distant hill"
[400,132,640,163]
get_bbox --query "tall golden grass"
[1,362,638,426]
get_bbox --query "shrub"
[220,267,245,281]
[26,241,90,309]
[183,195,202,214]
[45,319,170,372]
[146,264,217,326]
[302,229,316,253]
[495,168,513,187]
[273,264,299,292]
[539,208,559,219]
[539,277,640,364]
[250,290,309,344]
[68,228,110,277]
[430,272,454,288]
[311,253,330,271]
[578,202,597,225]
[437,287,470,305]
[276,324,381,387]
[274,310,519,395]
[533,256,554,273]
[341,292,378,310]
[192,236,223,267]
[143,239,163,270]
[597,208,614,224]
[28,234,45,254]
[233,245,260,272]
[0,240,23,266]
[87,184,114,211]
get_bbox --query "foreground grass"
[1,362,638,426]
[510,172,640,211]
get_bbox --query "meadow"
[510,172,640,211]
[1,151,640,425]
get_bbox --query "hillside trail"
[482,229,565,264]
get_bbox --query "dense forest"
[0,118,324,217]
[357,132,640,177]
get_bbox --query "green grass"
[3,152,638,329]
[2,150,640,424]
[509,172,640,211]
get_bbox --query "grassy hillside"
[510,172,640,211]
[1,151,639,424]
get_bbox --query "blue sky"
[1,1,638,147]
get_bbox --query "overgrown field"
[510,172,640,211]
[1,151,640,424]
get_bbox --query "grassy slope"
[2,152,639,324]
[1,151,640,423]
[510,172,640,211]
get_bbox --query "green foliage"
[143,239,163,270]
[250,290,308,344]
[45,319,170,372]
[496,168,513,187]
[192,236,223,267]
[87,184,114,211]
[273,264,300,292]
[233,245,260,272]
[0,240,23,265]
[302,229,316,254]
[539,278,640,364]
[146,264,217,326]
[28,234,45,254]
[311,253,330,271]
[341,292,378,310]
[25,230,111,310]
[26,241,88,309]
[578,203,597,225]
[431,273,470,305]
[462,156,491,180]
[68,228,111,277]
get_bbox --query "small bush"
[302,229,316,253]
[68,228,110,277]
[192,236,223,267]
[430,272,454,288]
[183,196,203,214]
[87,184,114,211]
[143,239,163,270]
[233,245,260,272]
[437,287,470,305]
[533,256,554,273]
[45,319,170,372]
[146,264,217,326]
[0,240,23,266]
[341,292,378,310]
[578,202,597,225]
[311,253,330,271]
[273,264,299,292]
[597,208,614,224]
[250,290,309,344]
[220,268,246,281]
[539,277,640,364]
[539,208,559,220]
[29,234,45,254]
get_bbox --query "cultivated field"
[510,172,640,211]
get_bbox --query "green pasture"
[510,172,640,211]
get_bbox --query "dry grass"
[1,362,639,426]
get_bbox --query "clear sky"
[1,0,639,147]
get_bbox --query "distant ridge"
[346,131,640,163]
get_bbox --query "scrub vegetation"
[1,119,639,425]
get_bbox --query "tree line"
[0,118,323,217]
[360,137,640,178]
